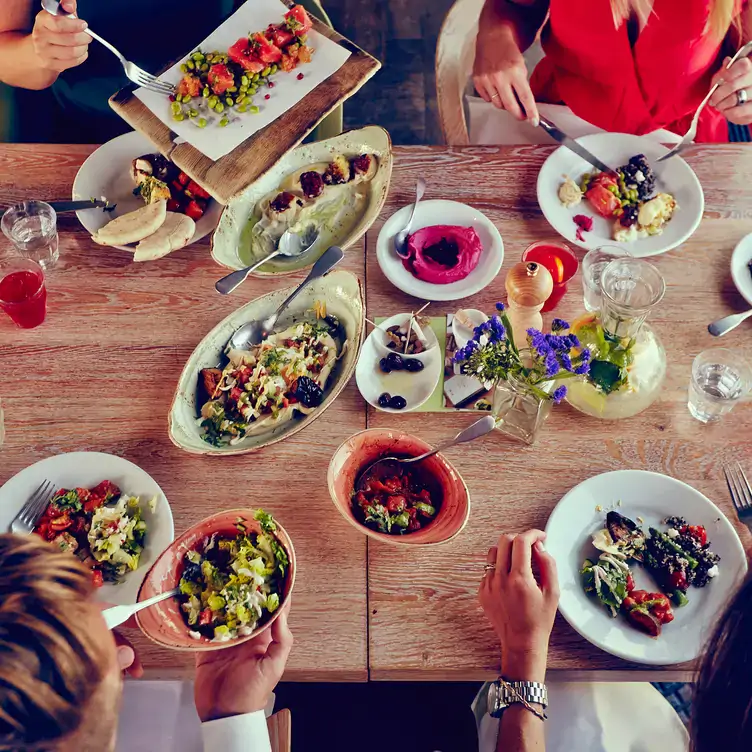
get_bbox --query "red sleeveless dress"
[530,0,743,142]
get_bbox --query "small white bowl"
[451,309,488,349]
[373,312,439,361]
[731,232,752,307]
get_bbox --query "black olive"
[386,352,405,370]
[404,358,425,372]
[378,393,392,408]
[294,375,324,407]
[182,561,202,582]
[379,358,392,374]
[389,395,407,410]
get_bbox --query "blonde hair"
[0,534,110,751]
[610,0,737,39]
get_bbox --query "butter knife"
[48,199,116,213]
[538,117,614,173]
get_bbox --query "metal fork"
[723,462,752,534]
[658,40,752,163]
[9,480,56,535]
[41,0,174,95]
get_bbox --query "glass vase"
[492,377,552,445]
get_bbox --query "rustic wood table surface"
[1,143,750,683]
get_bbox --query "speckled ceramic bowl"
[136,509,295,651]
[211,125,393,275]
[169,269,364,455]
[328,429,471,545]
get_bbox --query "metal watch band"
[488,679,548,718]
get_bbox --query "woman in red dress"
[472,0,751,142]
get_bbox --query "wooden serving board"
[108,3,380,205]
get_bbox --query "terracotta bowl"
[328,429,470,545]
[136,509,296,651]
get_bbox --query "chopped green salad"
[178,510,288,642]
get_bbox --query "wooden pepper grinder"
[505,261,554,349]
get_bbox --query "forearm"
[478,0,549,55]
[0,31,58,89]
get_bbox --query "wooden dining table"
[0,142,750,683]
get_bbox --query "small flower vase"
[492,376,552,445]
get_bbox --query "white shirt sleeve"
[201,711,272,752]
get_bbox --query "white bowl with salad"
[0,452,174,606]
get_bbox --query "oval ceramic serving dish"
[211,126,392,275]
[169,269,364,455]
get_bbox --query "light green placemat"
[375,316,448,412]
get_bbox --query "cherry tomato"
[386,495,406,513]
[682,525,708,546]
[199,609,213,626]
[184,200,205,221]
[626,574,635,593]
[49,512,72,532]
[586,184,621,218]
[653,606,674,625]
[668,570,688,592]
[91,570,104,588]
[625,608,661,637]
[407,517,421,532]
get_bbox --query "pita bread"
[133,212,196,262]
[92,200,167,246]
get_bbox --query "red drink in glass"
[522,241,579,312]
[0,258,47,329]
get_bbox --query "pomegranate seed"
[265,94,271,100]
[297,73,304,80]
[268,81,275,88]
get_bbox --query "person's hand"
[472,26,539,125]
[97,603,144,678]
[194,606,293,723]
[478,530,559,682]
[31,0,91,74]
[709,55,752,125]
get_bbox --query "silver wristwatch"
[488,679,548,718]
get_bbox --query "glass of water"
[688,349,752,423]
[581,245,630,312]
[1,201,59,269]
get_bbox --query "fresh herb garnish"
[53,490,82,512]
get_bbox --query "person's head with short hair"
[0,533,122,752]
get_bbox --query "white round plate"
[731,232,752,307]
[72,131,222,253]
[356,328,442,413]
[376,200,504,301]
[545,470,747,665]
[537,133,704,257]
[0,452,174,606]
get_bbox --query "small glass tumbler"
[581,245,631,312]
[1,201,59,269]
[688,349,752,423]
[0,258,47,329]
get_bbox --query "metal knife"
[538,117,614,173]
[47,199,116,213]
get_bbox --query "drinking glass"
[0,258,47,329]
[581,245,631,312]
[521,241,579,312]
[1,201,59,269]
[688,349,751,423]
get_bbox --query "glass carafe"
[566,257,667,420]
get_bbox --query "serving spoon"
[356,415,496,490]
[708,309,752,337]
[101,587,180,630]
[215,225,319,295]
[393,177,426,259]
[227,244,344,351]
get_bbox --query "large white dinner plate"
[72,131,223,253]
[731,232,752,307]
[376,200,504,301]
[545,470,747,665]
[0,452,174,606]
[537,133,704,257]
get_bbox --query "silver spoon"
[227,245,344,351]
[708,309,752,337]
[393,178,426,259]
[101,587,179,631]
[356,415,496,490]
[215,226,319,295]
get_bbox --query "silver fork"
[9,480,56,535]
[723,462,752,534]
[658,40,752,163]
[41,0,174,96]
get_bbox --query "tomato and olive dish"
[352,464,439,534]
[198,313,345,447]
[178,511,288,642]
[558,154,677,243]
[581,511,719,637]
[34,481,153,587]
[171,5,314,128]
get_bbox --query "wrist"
[501,645,548,683]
